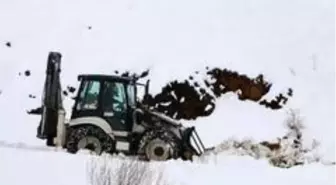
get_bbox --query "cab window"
[126,84,136,107]
[102,81,127,113]
[77,80,100,110]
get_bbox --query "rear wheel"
[66,125,115,155]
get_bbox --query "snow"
[0,0,334,184]
[0,147,88,185]
[0,147,334,185]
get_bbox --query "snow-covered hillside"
[0,0,334,184]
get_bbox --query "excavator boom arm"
[36,52,65,146]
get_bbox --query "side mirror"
[141,80,150,107]
[145,80,150,96]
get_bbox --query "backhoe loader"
[34,52,210,161]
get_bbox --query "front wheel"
[139,130,179,161]
[66,125,115,155]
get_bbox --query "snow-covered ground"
[0,147,334,185]
[0,0,334,184]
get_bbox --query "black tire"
[139,129,179,161]
[66,125,115,155]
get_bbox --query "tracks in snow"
[0,139,334,168]
[0,140,66,153]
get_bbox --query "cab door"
[101,81,131,132]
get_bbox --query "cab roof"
[78,74,135,83]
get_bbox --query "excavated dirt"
[27,66,293,121]
[118,67,293,120]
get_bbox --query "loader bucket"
[183,126,207,156]
[183,126,216,158]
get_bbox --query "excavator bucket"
[36,52,65,146]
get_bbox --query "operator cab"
[71,74,137,132]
